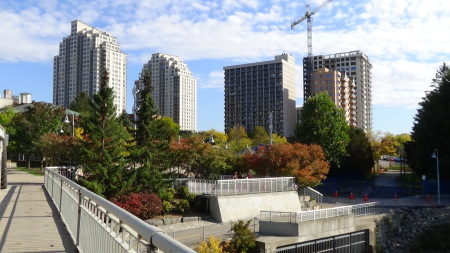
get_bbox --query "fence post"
[76,189,82,246]
[59,177,63,211]
[202,227,205,241]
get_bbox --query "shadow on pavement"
[41,185,78,252]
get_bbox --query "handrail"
[260,198,416,223]
[298,187,323,203]
[188,177,296,196]
[44,166,195,253]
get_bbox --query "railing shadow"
[0,185,18,252]
[41,185,78,252]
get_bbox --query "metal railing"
[166,217,260,248]
[44,167,195,253]
[260,198,415,223]
[187,177,296,196]
[298,187,323,203]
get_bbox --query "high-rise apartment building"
[53,20,127,114]
[303,50,372,132]
[224,54,296,137]
[309,68,356,127]
[135,53,197,131]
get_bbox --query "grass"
[14,167,44,176]
[396,172,422,188]
[385,163,411,172]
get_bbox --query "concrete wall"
[257,215,356,252]
[206,191,301,223]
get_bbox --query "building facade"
[135,53,197,131]
[303,50,372,132]
[309,68,356,127]
[53,20,127,114]
[224,54,296,137]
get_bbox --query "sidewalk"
[0,168,77,253]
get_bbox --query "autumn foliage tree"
[241,143,329,187]
[170,135,232,178]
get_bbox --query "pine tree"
[405,63,450,180]
[78,68,133,199]
[132,69,174,193]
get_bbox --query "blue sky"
[1,0,449,135]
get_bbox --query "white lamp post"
[64,113,75,137]
[431,149,441,205]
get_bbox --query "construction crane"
[291,0,334,59]
[291,0,333,99]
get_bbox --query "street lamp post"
[64,113,75,137]
[431,149,441,205]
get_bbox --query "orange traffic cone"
[349,193,354,200]
[394,194,398,200]
[334,191,338,197]
[364,194,368,201]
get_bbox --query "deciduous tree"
[242,143,329,187]
[11,102,65,168]
[294,92,350,169]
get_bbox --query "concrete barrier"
[206,191,301,223]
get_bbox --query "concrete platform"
[0,168,77,253]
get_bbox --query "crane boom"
[291,0,333,57]
[291,0,333,100]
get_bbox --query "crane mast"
[291,0,333,100]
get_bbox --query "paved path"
[0,168,77,253]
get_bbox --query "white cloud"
[1,0,449,113]
[197,70,224,89]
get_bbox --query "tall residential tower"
[224,54,296,137]
[53,20,127,114]
[135,53,197,131]
[303,50,372,131]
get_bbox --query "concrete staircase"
[299,195,321,211]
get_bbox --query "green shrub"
[158,188,175,202]
[175,199,190,213]
[176,186,196,202]
[162,200,172,214]
[229,220,256,253]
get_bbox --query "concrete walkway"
[0,168,77,253]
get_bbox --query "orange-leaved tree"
[242,143,329,187]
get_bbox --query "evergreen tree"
[78,68,133,199]
[69,91,91,113]
[405,63,450,180]
[294,92,350,169]
[132,69,174,193]
[340,127,374,179]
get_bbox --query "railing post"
[59,177,63,211]
[202,227,205,241]
[76,189,82,246]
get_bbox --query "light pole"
[431,149,441,205]
[64,113,75,137]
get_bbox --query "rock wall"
[377,206,450,252]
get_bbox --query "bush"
[229,220,257,253]
[158,188,175,202]
[162,200,172,214]
[174,199,190,213]
[196,236,224,253]
[112,192,162,219]
[176,186,196,202]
